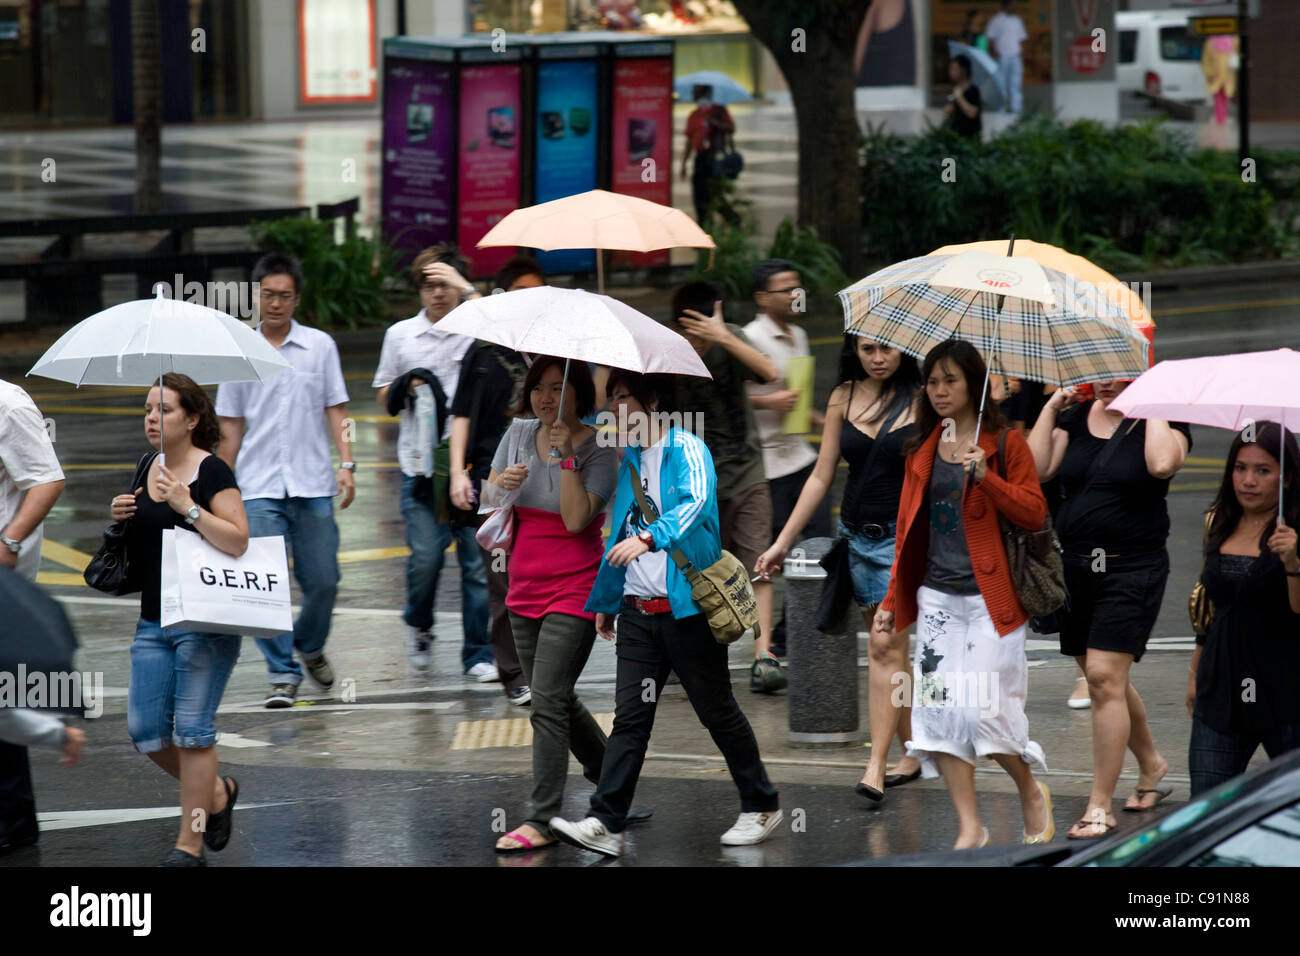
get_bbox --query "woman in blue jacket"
[549,371,781,857]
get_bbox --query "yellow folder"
[781,355,814,434]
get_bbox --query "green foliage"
[860,112,1300,271]
[689,174,849,317]
[252,218,400,330]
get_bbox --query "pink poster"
[610,58,673,269]
[457,64,522,279]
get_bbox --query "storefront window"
[468,1,748,35]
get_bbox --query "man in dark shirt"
[944,54,982,140]
[670,281,789,693]
[447,255,543,706]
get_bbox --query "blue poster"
[534,59,598,275]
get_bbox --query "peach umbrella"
[930,238,1155,343]
[477,189,715,293]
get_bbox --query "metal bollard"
[784,536,860,747]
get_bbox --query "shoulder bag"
[628,461,758,644]
[992,430,1066,618]
[816,402,906,633]
[83,451,157,594]
[1189,508,1217,638]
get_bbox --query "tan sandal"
[1123,781,1174,812]
[1067,814,1116,840]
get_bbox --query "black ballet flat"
[855,782,884,802]
[883,769,922,788]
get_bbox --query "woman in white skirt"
[875,340,1053,849]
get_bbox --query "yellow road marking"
[338,546,410,564]
[38,404,400,423]
[451,713,615,750]
[36,572,87,587]
[41,539,94,572]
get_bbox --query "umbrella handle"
[548,358,571,460]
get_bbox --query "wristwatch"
[183,504,201,526]
[0,533,20,555]
[339,461,357,472]
[637,530,656,551]
[560,456,580,472]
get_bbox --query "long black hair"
[904,339,1006,455]
[834,333,922,427]
[1206,421,1300,554]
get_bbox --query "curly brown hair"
[157,373,221,452]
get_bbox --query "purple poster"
[381,57,455,256]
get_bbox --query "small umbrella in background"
[1110,348,1300,521]
[28,288,290,463]
[477,189,715,294]
[673,70,753,105]
[947,40,1007,113]
[0,566,81,715]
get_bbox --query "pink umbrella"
[1109,348,1300,520]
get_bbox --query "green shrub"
[860,113,1300,271]
[252,218,400,330]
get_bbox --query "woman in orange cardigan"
[875,340,1053,849]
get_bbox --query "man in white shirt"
[744,260,831,658]
[986,0,1028,113]
[373,245,494,681]
[216,255,355,709]
[0,378,66,850]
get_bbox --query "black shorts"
[1058,549,1169,663]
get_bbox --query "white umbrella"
[28,289,291,462]
[437,286,711,460]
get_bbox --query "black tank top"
[840,418,915,525]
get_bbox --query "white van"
[1116,10,1212,105]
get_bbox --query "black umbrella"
[0,567,82,715]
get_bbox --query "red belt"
[623,595,672,615]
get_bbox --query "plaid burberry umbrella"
[839,249,1150,387]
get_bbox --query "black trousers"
[769,461,832,648]
[0,742,38,849]
[589,609,779,832]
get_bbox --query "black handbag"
[83,452,156,594]
[815,403,905,633]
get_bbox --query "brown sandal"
[1123,781,1174,812]
[1067,815,1116,840]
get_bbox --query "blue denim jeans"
[244,496,340,687]
[399,474,492,671]
[841,520,897,609]
[128,619,241,752]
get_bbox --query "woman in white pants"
[875,340,1053,849]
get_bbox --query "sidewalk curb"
[1117,258,1300,289]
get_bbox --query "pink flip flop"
[495,828,555,854]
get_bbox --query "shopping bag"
[160,528,293,638]
[475,419,528,554]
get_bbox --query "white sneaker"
[720,810,783,846]
[549,816,624,857]
[406,627,432,670]
[467,662,499,683]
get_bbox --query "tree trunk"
[132,0,163,214]
[731,1,867,276]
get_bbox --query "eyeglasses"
[764,286,801,296]
[260,291,297,304]
[420,281,457,292]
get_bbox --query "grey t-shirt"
[491,419,618,512]
[924,452,979,595]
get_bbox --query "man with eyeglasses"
[216,253,354,708]
[744,259,830,660]
[374,245,495,682]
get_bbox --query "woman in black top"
[110,373,248,866]
[756,334,922,800]
[944,55,982,140]
[1188,422,1300,796]
[1028,380,1190,838]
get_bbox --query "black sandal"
[204,776,238,852]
